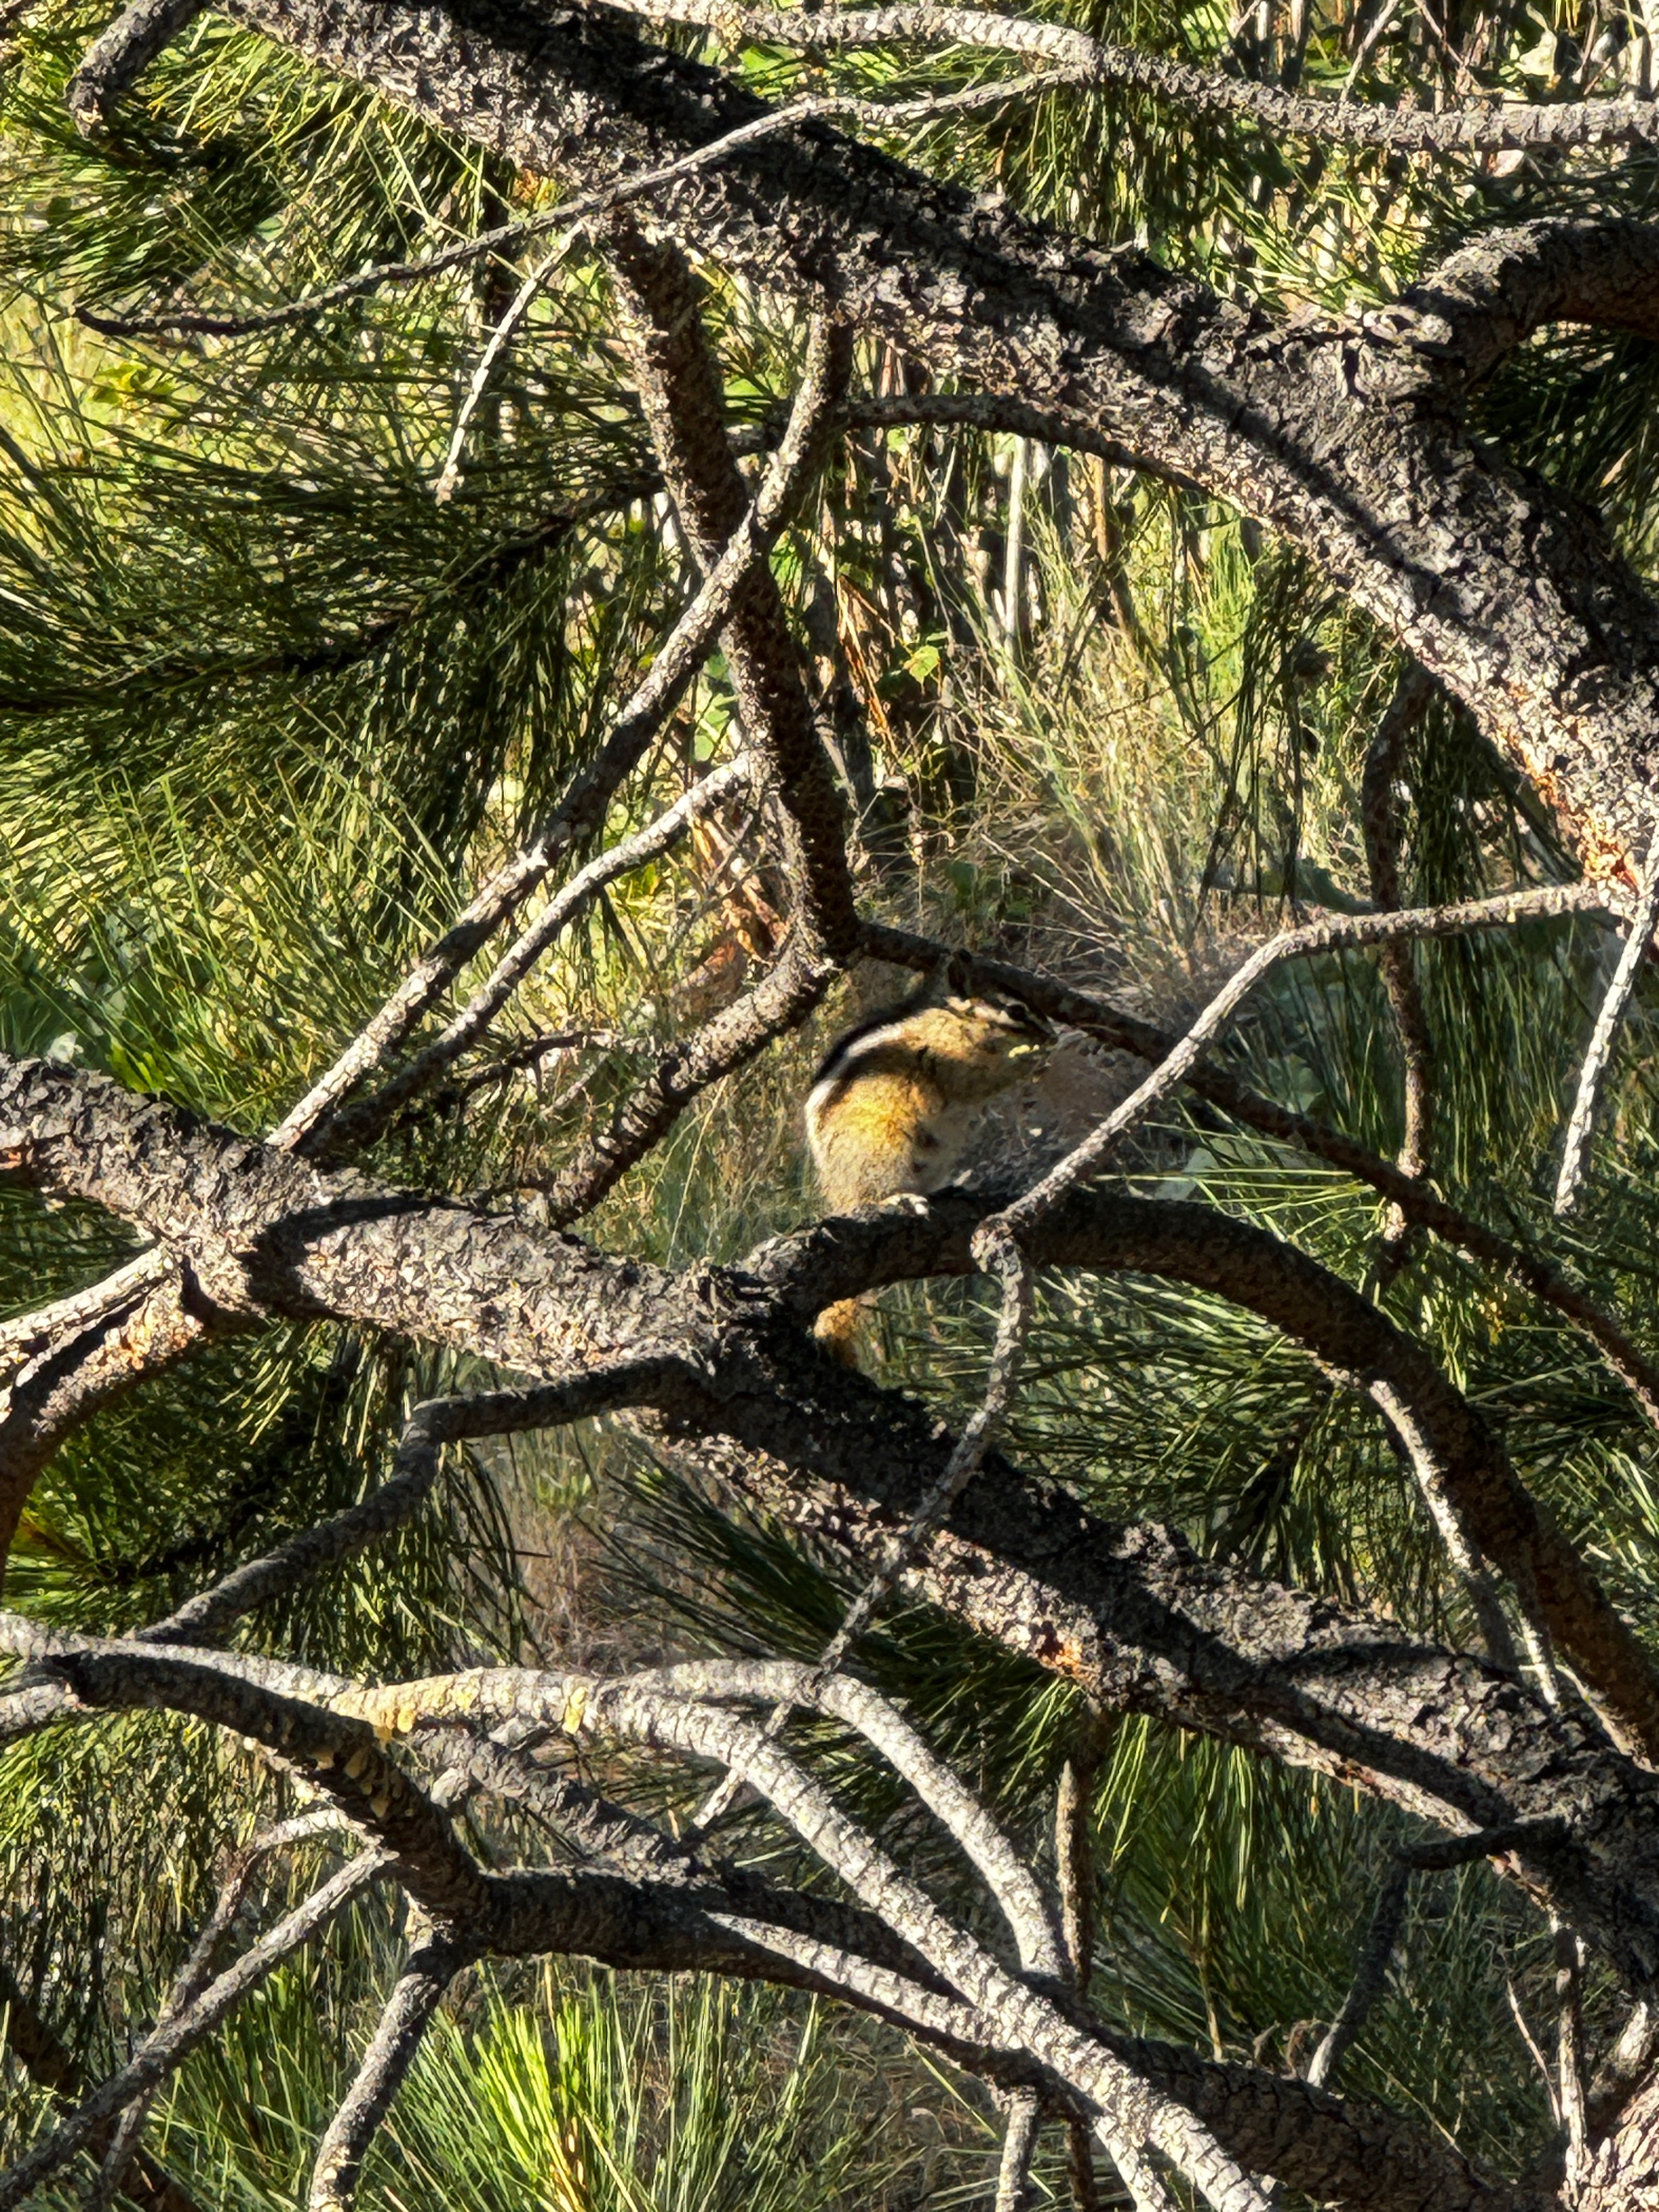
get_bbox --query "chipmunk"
[805,985,1053,1365]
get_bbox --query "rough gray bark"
[3,1610,1556,2212]
[201,0,1659,874]
[8,1053,1659,1994]
[66,0,205,132]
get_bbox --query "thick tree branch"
[603,230,858,959]
[8,1056,1659,1979]
[199,0,1659,876]
[1405,221,1659,392]
[20,1637,496,1918]
[66,0,205,133]
[0,1616,1585,2212]
[754,1184,1659,1760]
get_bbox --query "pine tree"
[5,0,1659,2202]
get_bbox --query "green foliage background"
[3,0,1659,2196]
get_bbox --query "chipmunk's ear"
[940,949,974,1000]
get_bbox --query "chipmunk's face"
[804,987,1054,1213]
[938,995,1054,1075]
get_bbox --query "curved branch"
[205,0,1659,874]
[66,0,204,133]
[324,1667,1273,2212]
[1406,219,1659,390]
[0,1252,240,1574]
[857,919,1659,1431]
[601,0,1659,157]
[632,1655,1065,1972]
[749,1183,1659,1759]
[8,1053,1659,1979]
[32,1641,495,1920]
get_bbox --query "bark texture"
[207,0,1659,873]
[9,1053,1659,1993]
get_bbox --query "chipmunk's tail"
[813,1297,870,1369]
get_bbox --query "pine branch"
[307,1920,470,2212]
[0,1854,386,2212]
[857,919,1659,1432]
[579,0,1659,156]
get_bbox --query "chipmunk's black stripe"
[809,990,932,1088]
[810,988,1050,1088]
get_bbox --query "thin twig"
[375,1029,661,1142]
[143,1365,680,1646]
[995,2090,1041,2212]
[329,758,756,1153]
[432,249,563,504]
[955,889,1613,1681]
[636,1656,1063,1972]
[1305,1861,1412,2088]
[1057,1720,1108,2212]
[1360,666,1436,1261]
[0,1854,385,2212]
[995,883,1620,1250]
[1555,1920,1587,2188]
[308,1919,471,2212]
[1555,832,1659,1215]
[1368,1377,1519,1672]
[89,1812,346,2211]
[1056,1726,1106,1994]
[1508,1977,1560,2121]
[535,929,837,1227]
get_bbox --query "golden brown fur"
[805,992,1051,1364]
